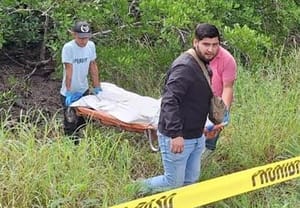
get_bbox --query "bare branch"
[173,26,189,45]
[92,22,142,37]
[24,65,38,81]
[40,14,49,60]
[3,52,24,67]
[22,58,52,67]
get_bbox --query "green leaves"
[0,0,299,69]
[224,24,272,66]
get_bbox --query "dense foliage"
[0,0,299,73]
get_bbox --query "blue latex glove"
[65,91,83,106]
[222,110,230,125]
[206,124,215,132]
[65,91,73,106]
[92,86,102,95]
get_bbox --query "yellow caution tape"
[110,156,300,208]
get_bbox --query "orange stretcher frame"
[75,107,159,151]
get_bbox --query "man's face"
[74,33,90,47]
[193,37,220,62]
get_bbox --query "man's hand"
[65,91,83,106]
[170,136,184,153]
[92,86,102,95]
[223,110,230,125]
[65,91,73,106]
[204,124,224,140]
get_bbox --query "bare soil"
[0,48,62,119]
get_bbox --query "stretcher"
[75,107,158,151]
[71,82,226,151]
[71,82,160,151]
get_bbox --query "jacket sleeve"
[160,64,193,138]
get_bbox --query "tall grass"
[201,49,300,207]
[0,49,299,207]
[0,109,161,207]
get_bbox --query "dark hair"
[194,23,220,41]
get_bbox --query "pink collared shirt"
[209,46,237,97]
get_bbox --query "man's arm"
[222,80,234,110]
[89,60,100,88]
[64,63,73,91]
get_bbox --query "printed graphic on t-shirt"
[74,57,88,64]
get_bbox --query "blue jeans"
[142,132,205,194]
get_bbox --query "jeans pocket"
[158,132,170,154]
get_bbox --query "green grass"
[0,49,299,207]
[200,50,300,208]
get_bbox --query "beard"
[195,45,216,63]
